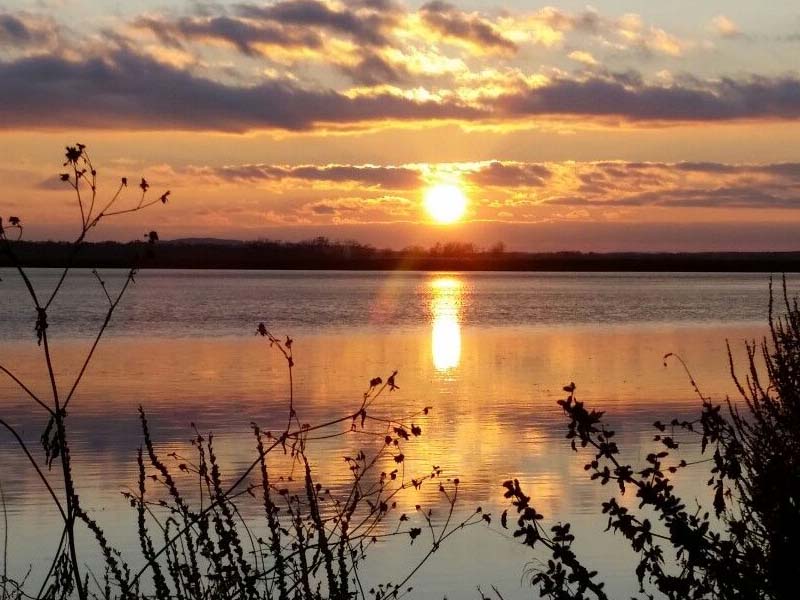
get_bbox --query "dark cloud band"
[499,75,800,121]
[0,49,481,131]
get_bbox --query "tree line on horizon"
[2,237,800,271]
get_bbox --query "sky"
[1,0,800,251]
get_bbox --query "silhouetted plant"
[504,278,800,600]
[1,144,168,600]
[0,146,483,600]
[121,346,484,600]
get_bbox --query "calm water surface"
[0,270,792,598]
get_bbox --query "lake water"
[0,270,792,598]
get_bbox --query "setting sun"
[424,184,468,224]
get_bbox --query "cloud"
[757,163,800,179]
[497,74,800,122]
[182,159,800,214]
[419,1,517,54]
[710,15,742,39]
[551,185,800,210]
[614,13,685,56]
[467,161,551,187]
[0,47,482,131]
[0,13,36,46]
[512,9,686,56]
[675,161,800,179]
[567,50,597,66]
[1,0,798,132]
[5,45,800,130]
[303,195,414,221]
[652,186,800,209]
[16,157,800,244]
[337,52,411,86]
[134,15,323,55]
[208,163,422,189]
[536,161,800,210]
[134,2,409,85]
[545,188,800,210]
[235,0,400,48]
[0,12,59,50]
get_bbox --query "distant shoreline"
[2,240,800,272]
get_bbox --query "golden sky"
[2,1,800,250]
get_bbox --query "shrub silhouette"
[504,279,800,600]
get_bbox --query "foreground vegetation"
[1,146,799,600]
[0,146,486,600]
[502,282,800,599]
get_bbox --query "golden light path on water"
[430,276,463,371]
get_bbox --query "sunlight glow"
[424,184,467,224]
[430,277,462,371]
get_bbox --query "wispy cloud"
[710,15,743,39]
[537,161,800,210]
[466,161,551,187]
[497,74,800,122]
[200,163,422,189]
[0,11,60,52]
[134,14,324,56]
[236,0,401,47]
[419,1,517,54]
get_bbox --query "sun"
[424,184,467,224]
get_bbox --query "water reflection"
[0,323,765,599]
[430,277,462,371]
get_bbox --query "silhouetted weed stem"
[0,145,167,600]
[1,481,7,600]
[139,409,193,519]
[304,454,339,599]
[289,505,314,600]
[0,366,53,416]
[388,504,486,600]
[62,269,137,413]
[253,425,288,600]
[44,148,164,312]
[209,434,258,600]
[0,418,66,521]
[136,450,169,600]
[34,525,68,600]
[72,507,131,599]
[90,270,112,306]
[255,326,299,435]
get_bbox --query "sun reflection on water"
[430,276,463,371]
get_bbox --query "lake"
[0,270,791,598]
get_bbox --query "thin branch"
[0,420,66,522]
[63,270,136,411]
[0,364,54,416]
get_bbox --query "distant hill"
[1,239,799,272]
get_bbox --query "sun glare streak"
[430,277,462,371]
[424,184,467,224]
